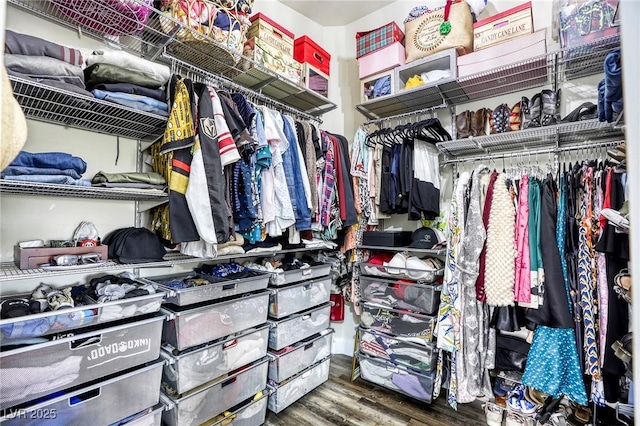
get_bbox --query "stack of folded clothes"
[91,171,167,192]
[84,50,170,116]
[1,150,90,186]
[4,29,90,96]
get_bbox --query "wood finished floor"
[265,354,485,426]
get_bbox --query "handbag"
[404,0,473,63]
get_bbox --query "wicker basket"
[51,0,153,36]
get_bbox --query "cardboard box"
[360,70,395,104]
[243,38,302,86]
[356,21,404,59]
[358,41,406,79]
[248,13,295,57]
[14,245,109,269]
[473,2,533,51]
[302,63,329,98]
[294,36,331,76]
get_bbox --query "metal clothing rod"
[363,103,448,126]
[165,55,323,124]
[442,139,624,165]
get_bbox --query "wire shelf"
[7,0,336,117]
[9,76,167,142]
[0,180,168,201]
[357,245,446,256]
[436,119,624,158]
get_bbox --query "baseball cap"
[103,227,166,264]
[409,227,445,249]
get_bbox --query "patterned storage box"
[248,13,295,56]
[473,2,533,51]
[268,329,333,382]
[242,38,302,86]
[267,357,331,413]
[356,21,404,58]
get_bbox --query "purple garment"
[392,373,432,401]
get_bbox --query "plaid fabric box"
[355,21,404,59]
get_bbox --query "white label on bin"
[85,338,152,368]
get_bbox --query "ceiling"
[277,1,396,26]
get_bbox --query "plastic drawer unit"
[161,325,269,394]
[268,329,333,382]
[116,403,164,426]
[201,391,268,426]
[359,275,441,315]
[141,271,269,306]
[267,303,331,351]
[267,356,331,413]
[162,291,269,351]
[0,360,164,426]
[357,352,435,403]
[359,302,436,341]
[268,276,331,318]
[161,357,269,426]
[358,262,444,283]
[0,290,165,342]
[0,314,164,410]
[265,263,331,287]
[358,327,437,372]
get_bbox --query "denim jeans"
[3,175,91,186]
[282,116,311,230]
[2,166,82,179]
[10,151,87,174]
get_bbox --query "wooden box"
[302,63,329,98]
[14,244,109,269]
[473,2,533,51]
[360,70,395,104]
[243,38,302,86]
[248,13,295,57]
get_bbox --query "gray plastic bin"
[267,303,331,351]
[0,314,164,410]
[267,357,331,413]
[162,291,269,351]
[117,403,164,426]
[358,327,437,372]
[161,325,269,394]
[268,276,331,318]
[268,329,333,382]
[265,263,331,287]
[359,275,441,315]
[360,302,435,341]
[204,391,268,426]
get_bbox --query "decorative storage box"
[357,352,435,403]
[294,36,331,76]
[14,244,109,269]
[263,263,331,287]
[359,276,441,315]
[161,358,269,426]
[268,303,331,350]
[358,41,406,79]
[268,329,333,382]
[395,48,458,94]
[356,21,404,59]
[161,325,269,395]
[558,0,619,48]
[358,327,437,372]
[0,314,164,410]
[360,70,395,104]
[0,361,164,426]
[302,64,329,98]
[141,271,270,306]
[361,231,412,247]
[162,291,269,351]
[473,2,533,51]
[360,302,436,341]
[243,38,302,86]
[248,13,295,57]
[267,356,331,413]
[202,392,269,426]
[268,276,331,319]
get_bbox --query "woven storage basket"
[51,0,153,36]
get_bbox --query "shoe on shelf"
[566,401,591,426]
[456,110,472,139]
[521,94,542,129]
[505,412,526,426]
[540,89,561,126]
[613,269,632,304]
[507,384,526,412]
[484,402,504,426]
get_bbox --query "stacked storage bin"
[0,279,167,425]
[264,262,333,413]
[293,36,331,98]
[145,266,272,426]
[356,253,444,404]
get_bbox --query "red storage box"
[294,36,331,76]
[356,21,404,59]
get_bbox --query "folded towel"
[88,82,166,102]
[5,54,86,89]
[5,30,84,67]
[604,48,623,122]
[86,50,170,86]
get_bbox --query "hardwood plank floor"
[265,355,485,426]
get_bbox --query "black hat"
[409,227,445,249]
[103,227,166,264]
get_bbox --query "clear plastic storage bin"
[267,356,331,413]
[0,361,164,426]
[268,276,331,318]
[140,272,270,307]
[202,391,268,426]
[268,329,333,382]
[117,403,164,426]
[265,263,331,287]
[0,314,164,410]
[267,303,331,351]
[358,261,443,283]
[358,327,437,372]
[357,351,435,403]
[161,358,269,426]
[162,291,269,351]
[359,275,441,315]
[161,325,269,394]
[359,302,435,341]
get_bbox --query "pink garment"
[514,175,531,303]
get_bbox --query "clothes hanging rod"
[442,139,623,165]
[363,103,448,126]
[165,54,322,124]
